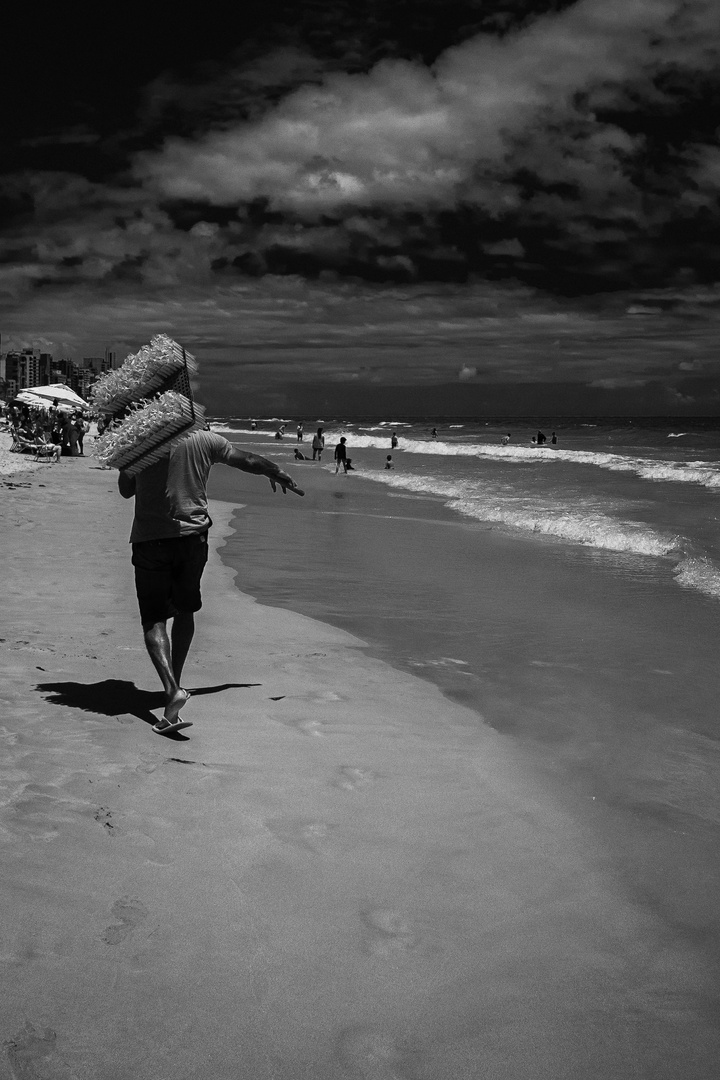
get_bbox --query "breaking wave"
[371,471,681,557]
[317,432,720,490]
[369,469,720,603]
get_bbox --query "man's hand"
[226,447,305,495]
[268,468,304,497]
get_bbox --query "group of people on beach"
[291,427,355,473]
[2,400,91,461]
[501,430,558,446]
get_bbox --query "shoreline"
[214,455,720,964]
[2,459,719,1077]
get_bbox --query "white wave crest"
[210,424,277,437]
[674,556,720,601]
[345,436,720,491]
[369,470,680,558]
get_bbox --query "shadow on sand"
[36,679,261,729]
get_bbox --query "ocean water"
[212,416,720,600]
[207,415,720,953]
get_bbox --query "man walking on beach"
[118,428,303,735]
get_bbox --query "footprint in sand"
[334,766,378,791]
[5,1021,78,1079]
[135,762,158,775]
[274,715,327,737]
[336,1026,414,1080]
[298,719,326,737]
[93,807,115,835]
[101,897,148,945]
[266,817,335,854]
[360,906,416,957]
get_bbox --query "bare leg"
[171,610,195,685]
[143,620,190,727]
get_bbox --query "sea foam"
[322,432,720,490]
[370,471,681,558]
[372,467,720,603]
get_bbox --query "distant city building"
[1,348,54,398]
[0,341,117,401]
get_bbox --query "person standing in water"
[312,427,325,460]
[334,436,349,474]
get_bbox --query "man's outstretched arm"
[226,447,304,496]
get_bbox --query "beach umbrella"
[15,391,74,413]
[14,392,48,408]
[16,384,88,410]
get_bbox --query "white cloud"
[135,0,719,214]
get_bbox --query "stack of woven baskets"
[91,335,207,475]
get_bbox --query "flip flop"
[152,717,193,735]
[153,687,192,734]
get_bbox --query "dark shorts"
[131,531,209,625]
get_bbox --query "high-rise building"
[2,348,54,394]
[50,357,72,385]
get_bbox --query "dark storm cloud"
[2,0,719,414]
[130,0,720,291]
[2,0,718,298]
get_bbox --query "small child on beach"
[385,455,393,469]
[334,437,349,473]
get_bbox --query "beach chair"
[12,434,52,460]
[33,439,57,462]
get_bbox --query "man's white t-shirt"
[128,429,233,543]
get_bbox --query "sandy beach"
[0,432,45,479]
[2,451,719,1079]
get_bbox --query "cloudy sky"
[2,0,719,415]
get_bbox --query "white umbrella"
[15,393,75,413]
[17,384,88,410]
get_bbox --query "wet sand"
[1,456,719,1079]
